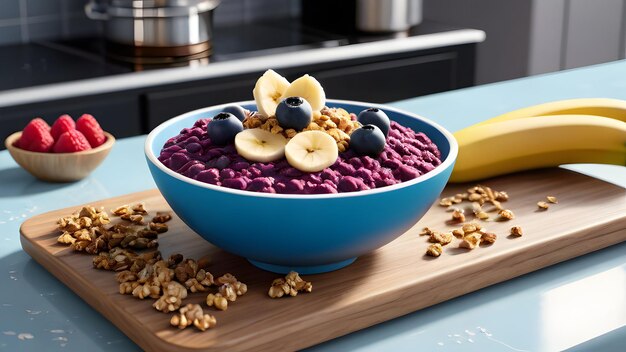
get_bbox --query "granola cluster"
[55,203,314,332]
[56,204,170,254]
[268,271,313,298]
[243,107,360,152]
[425,185,561,257]
[170,303,217,331]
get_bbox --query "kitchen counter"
[1,60,625,351]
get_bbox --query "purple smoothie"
[158,117,441,194]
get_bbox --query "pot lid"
[91,0,220,17]
[109,0,216,9]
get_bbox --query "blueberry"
[357,108,390,136]
[350,124,386,157]
[207,112,243,145]
[276,97,312,131]
[221,105,247,122]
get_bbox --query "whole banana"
[450,114,626,183]
[474,98,626,126]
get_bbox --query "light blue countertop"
[1,60,625,352]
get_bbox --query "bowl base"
[248,257,357,274]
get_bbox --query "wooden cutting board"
[20,169,626,352]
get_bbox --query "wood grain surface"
[19,168,626,352]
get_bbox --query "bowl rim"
[5,131,116,156]
[145,99,458,199]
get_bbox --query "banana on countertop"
[450,114,626,183]
[474,98,626,127]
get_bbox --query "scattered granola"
[480,232,497,244]
[451,209,465,222]
[452,228,465,238]
[428,231,453,246]
[268,271,312,298]
[419,227,434,236]
[243,107,359,151]
[170,304,216,331]
[206,293,229,311]
[546,196,558,204]
[426,243,443,257]
[154,281,188,313]
[462,222,482,233]
[459,233,481,250]
[537,201,549,210]
[510,226,523,237]
[498,209,515,220]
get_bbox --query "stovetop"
[0,20,463,92]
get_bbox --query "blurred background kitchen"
[1,0,625,147]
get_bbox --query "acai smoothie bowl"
[145,70,458,274]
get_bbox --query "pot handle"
[84,1,109,20]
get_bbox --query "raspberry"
[17,118,54,152]
[76,114,106,148]
[51,114,76,141]
[53,130,92,153]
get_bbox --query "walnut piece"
[152,212,172,223]
[459,233,481,250]
[451,209,465,222]
[546,196,558,204]
[268,271,312,298]
[452,228,465,238]
[419,227,434,236]
[426,243,443,257]
[170,303,216,331]
[498,209,515,220]
[206,293,228,311]
[462,222,481,233]
[428,232,453,246]
[480,232,497,244]
[537,201,549,210]
[154,281,188,313]
[510,226,523,237]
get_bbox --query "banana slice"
[235,128,288,163]
[253,69,290,117]
[281,74,326,112]
[285,131,338,172]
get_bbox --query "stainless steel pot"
[85,0,219,53]
[356,0,422,33]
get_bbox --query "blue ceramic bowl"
[145,100,457,274]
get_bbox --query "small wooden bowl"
[4,131,115,182]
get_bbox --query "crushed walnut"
[510,226,523,237]
[546,196,558,204]
[170,304,216,331]
[206,293,229,311]
[462,222,482,234]
[56,205,172,254]
[480,232,497,244]
[154,281,188,313]
[451,209,466,222]
[459,233,481,250]
[426,243,443,257]
[537,201,549,210]
[428,231,453,246]
[268,271,312,298]
[498,209,515,220]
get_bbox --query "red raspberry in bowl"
[53,130,92,153]
[76,114,106,148]
[17,118,54,152]
[50,114,76,140]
